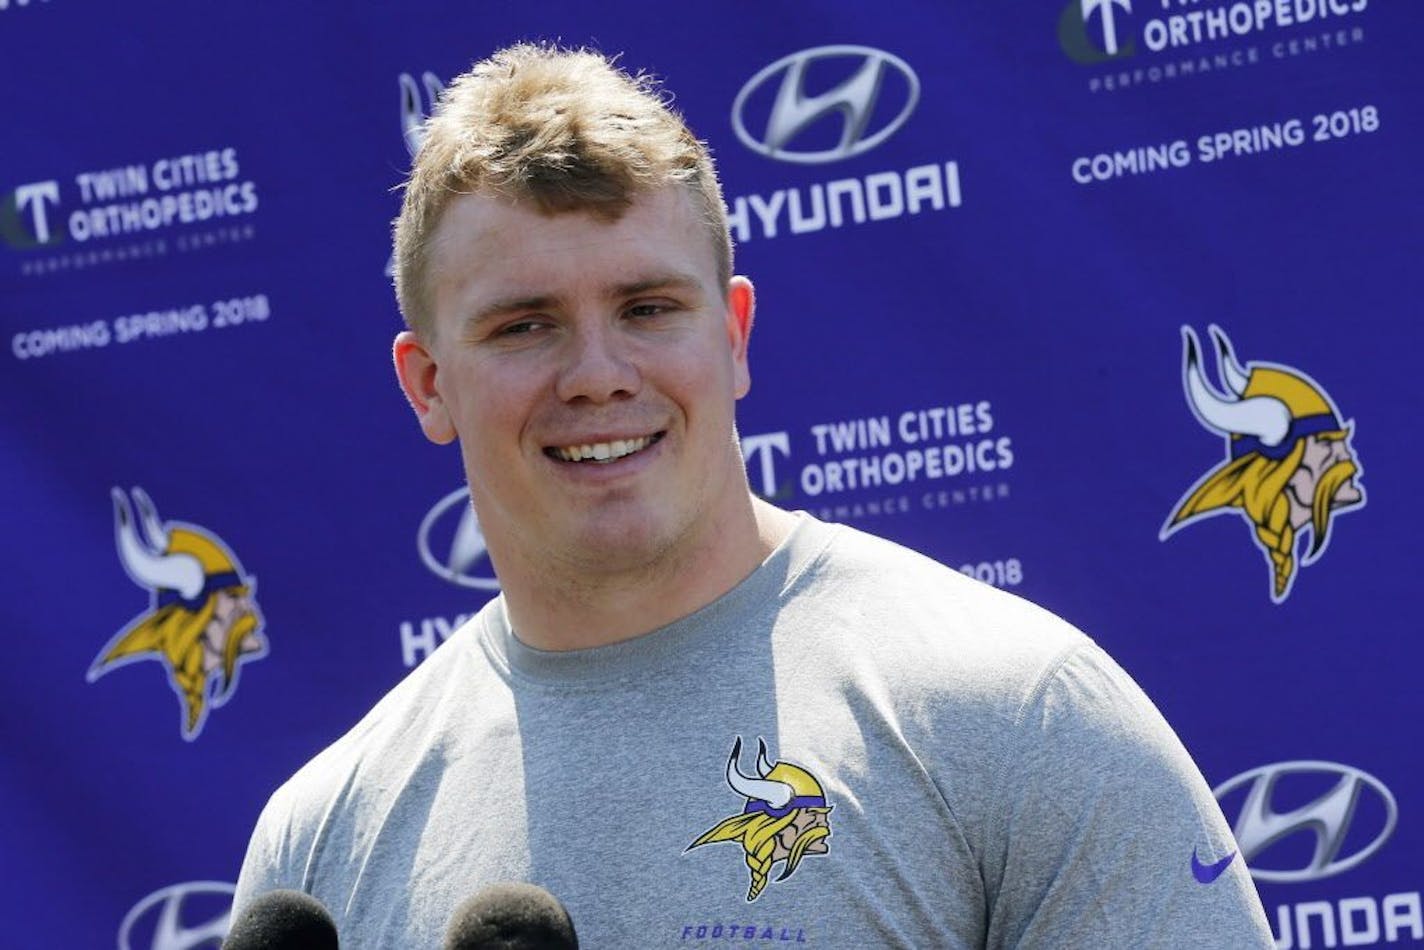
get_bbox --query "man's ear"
[393,331,456,445]
[726,276,755,399]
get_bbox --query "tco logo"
[1059,0,1136,63]
[417,487,499,591]
[118,881,233,950]
[732,45,919,165]
[1214,761,1398,883]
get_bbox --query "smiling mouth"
[546,432,665,464]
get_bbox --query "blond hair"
[687,807,831,901]
[93,590,253,737]
[1167,439,1307,600]
[392,43,732,336]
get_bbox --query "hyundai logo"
[1213,761,1397,883]
[731,45,919,165]
[417,487,500,591]
[118,881,234,950]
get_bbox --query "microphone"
[223,889,339,949]
[444,882,579,949]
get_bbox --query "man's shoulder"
[796,518,1088,666]
[234,607,511,912]
[261,610,499,824]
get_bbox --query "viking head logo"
[1161,327,1365,602]
[89,488,268,739]
[686,737,833,901]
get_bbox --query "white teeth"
[553,435,654,463]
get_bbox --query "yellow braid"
[99,598,218,734]
[688,811,795,902]
[744,834,777,901]
[1253,494,1296,599]
[1168,440,1306,600]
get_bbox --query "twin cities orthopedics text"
[798,402,1013,497]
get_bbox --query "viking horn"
[756,738,775,779]
[131,486,169,552]
[421,71,444,112]
[1182,327,1291,446]
[726,738,793,808]
[399,74,425,157]
[1208,325,1251,397]
[112,488,205,598]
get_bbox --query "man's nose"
[554,322,641,404]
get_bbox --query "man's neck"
[497,498,797,652]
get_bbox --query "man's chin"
[556,512,677,573]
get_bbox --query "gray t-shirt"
[234,514,1273,947]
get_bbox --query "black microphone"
[223,889,339,949]
[444,882,579,949]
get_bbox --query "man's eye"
[627,303,669,319]
[498,320,543,336]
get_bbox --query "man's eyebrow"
[610,272,704,298]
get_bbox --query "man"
[233,44,1274,947]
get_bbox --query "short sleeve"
[230,786,307,922]
[982,642,1274,949]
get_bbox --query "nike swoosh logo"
[1191,847,1237,884]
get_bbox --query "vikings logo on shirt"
[89,487,268,740]
[1161,327,1365,603]
[687,737,833,901]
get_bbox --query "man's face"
[200,589,262,674]
[396,186,753,577]
[776,808,832,857]
[1286,432,1363,530]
